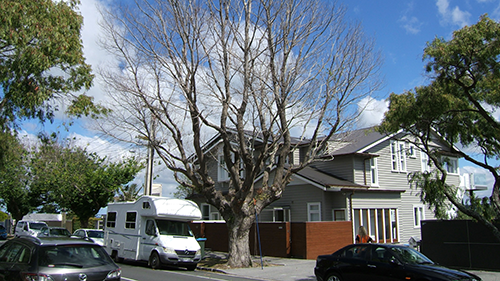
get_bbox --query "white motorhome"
[104,196,202,270]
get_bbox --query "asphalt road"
[120,261,266,281]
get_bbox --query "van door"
[141,219,157,261]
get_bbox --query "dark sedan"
[315,243,481,281]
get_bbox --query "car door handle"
[367,264,377,268]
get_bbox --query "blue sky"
[20,0,500,198]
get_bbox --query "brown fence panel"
[190,220,352,260]
[305,221,353,259]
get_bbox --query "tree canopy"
[378,15,500,241]
[30,138,144,227]
[0,0,108,130]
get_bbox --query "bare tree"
[97,0,381,267]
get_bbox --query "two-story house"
[193,127,461,244]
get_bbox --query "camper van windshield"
[156,220,193,237]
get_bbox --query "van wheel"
[149,252,161,269]
[186,264,196,271]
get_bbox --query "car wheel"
[149,251,161,269]
[326,273,342,281]
[186,264,197,271]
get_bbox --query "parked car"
[0,225,7,240]
[73,229,104,246]
[15,221,48,238]
[0,236,121,281]
[314,243,481,281]
[38,226,71,237]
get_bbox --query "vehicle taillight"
[22,273,54,281]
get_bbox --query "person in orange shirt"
[355,226,373,243]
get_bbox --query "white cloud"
[356,97,389,128]
[436,0,471,27]
[399,15,423,34]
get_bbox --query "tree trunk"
[226,213,255,268]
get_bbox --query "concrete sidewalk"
[200,252,500,281]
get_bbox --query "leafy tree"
[0,211,9,222]
[0,0,109,128]
[31,138,144,227]
[0,132,43,221]
[378,15,500,241]
[99,0,381,267]
[117,183,142,202]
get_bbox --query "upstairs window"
[370,158,379,186]
[413,205,425,228]
[421,151,431,172]
[442,157,458,174]
[217,155,230,182]
[390,141,407,172]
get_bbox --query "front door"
[140,219,158,261]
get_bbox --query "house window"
[107,212,116,228]
[218,155,230,182]
[408,143,416,158]
[125,212,137,229]
[370,158,379,186]
[442,157,458,174]
[398,142,406,172]
[390,141,398,171]
[210,212,221,220]
[307,202,321,221]
[333,209,346,221]
[201,204,210,220]
[390,141,406,172]
[413,205,425,228]
[421,151,431,172]
[354,208,398,243]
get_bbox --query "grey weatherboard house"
[194,127,462,244]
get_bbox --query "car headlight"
[106,268,121,279]
[195,249,201,256]
[163,247,176,254]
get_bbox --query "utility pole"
[144,113,156,196]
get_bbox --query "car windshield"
[390,246,434,265]
[50,229,70,236]
[39,245,112,268]
[156,220,194,237]
[87,230,104,238]
[30,223,47,230]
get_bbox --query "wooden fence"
[190,221,353,260]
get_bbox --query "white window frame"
[370,158,379,186]
[201,204,210,220]
[421,151,431,172]
[442,156,459,175]
[217,155,230,182]
[210,212,221,220]
[390,140,407,172]
[413,205,425,228]
[307,202,321,222]
[390,141,399,171]
[408,143,417,158]
[398,141,407,172]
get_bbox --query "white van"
[104,196,202,271]
[15,220,48,237]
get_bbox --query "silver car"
[0,236,121,281]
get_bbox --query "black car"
[315,243,481,281]
[0,236,121,281]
